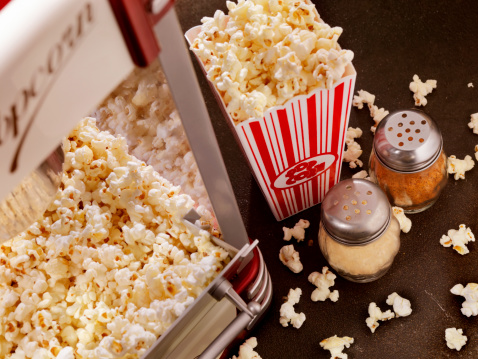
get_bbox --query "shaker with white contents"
[319,178,401,283]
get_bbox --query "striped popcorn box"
[185,28,356,220]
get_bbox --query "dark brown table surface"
[175,1,478,358]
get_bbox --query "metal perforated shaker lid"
[373,109,443,172]
[321,179,391,245]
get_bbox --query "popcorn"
[365,302,395,333]
[447,155,474,180]
[319,335,354,359]
[191,0,354,123]
[467,112,478,134]
[450,283,478,317]
[392,207,412,233]
[231,337,262,359]
[386,292,412,317]
[352,170,372,181]
[409,74,437,106]
[343,127,363,168]
[279,288,306,329]
[440,224,475,255]
[283,219,310,242]
[445,328,467,351]
[308,267,339,302]
[468,83,474,88]
[352,90,389,133]
[0,118,230,358]
[279,244,303,273]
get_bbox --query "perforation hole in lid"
[385,111,431,150]
[332,182,375,223]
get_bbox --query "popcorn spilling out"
[319,335,354,359]
[231,337,262,359]
[392,207,412,233]
[279,288,306,329]
[308,267,339,302]
[409,74,437,107]
[445,328,468,351]
[450,283,478,317]
[352,170,372,181]
[352,90,389,133]
[447,155,474,180]
[191,0,354,123]
[279,244,303,273]
[468,112,478,134]
[0,118,230,359]
[440,224,475,255]
[365,302,395,333]
[386,292,412,317]
[283,219,310,242]
[343,127,363,168]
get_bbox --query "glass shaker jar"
[319,178,401,283]
[369,109,447,213]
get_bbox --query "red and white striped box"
[186,28,356,221]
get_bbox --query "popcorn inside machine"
[0,0,271,358]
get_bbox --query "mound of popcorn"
[0,118,230,359]
[93,61,216,227]
[191,0,354,123]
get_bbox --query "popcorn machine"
[0,0,272,358]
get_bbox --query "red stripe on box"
[264,115,280,174]
[293,186,303,212]
[298,101,305,160]
[277,109,296,168]
[292,103,300,160]
[306,95,319,205]
[248,122,289,218]
[328,83,344,190]
[271,115,286,170]
[336,79,353,183]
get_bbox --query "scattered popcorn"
[352,89,389,133]
[308,267,339,302]
[319,335,354,359]
[450,283,478,317]
[279,288,306,329]
[0,118,230,358]
[440,224,475,255]
[365,302,395,333]
[231,337,262,359]
[279,244,303,273]
[343,127,363,168]
[445,328,468,351]
[191,0,354,123]
[467,112,478,134]
[447,155,474,180]
[392,207,412,233]
[352,170,372,181]
[409,74,437,106]
[468,83,474,88]
[283,219,310,242]
[386,292,412,317]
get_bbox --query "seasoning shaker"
[319,178,401,283]
[369,109,447,213]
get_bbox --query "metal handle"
[152,7,250,251]
[197,247,272,359]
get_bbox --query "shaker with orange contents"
[369,109,448,213]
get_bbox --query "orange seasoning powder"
[369,149,448,213]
